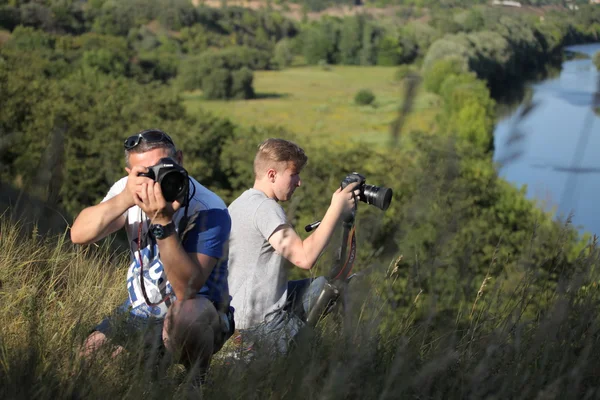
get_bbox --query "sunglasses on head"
[124,129,175,150]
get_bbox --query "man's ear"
[266,168,277,183]
[125,167,131,174]
[176,150,183,165]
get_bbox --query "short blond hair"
[254,138,308,178]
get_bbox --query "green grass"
[181,66,440,145]
[3,216,600,398]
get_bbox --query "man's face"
[274,163,301,202]
[125,148,181,173]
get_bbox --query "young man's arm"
[268,182,359,270]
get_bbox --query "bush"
[354,89,375,106]
[177,47,261,99]
[202,68,232,100]
[231,67,255,99]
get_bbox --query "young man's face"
[125,147,181,172]
[273,163,301,202]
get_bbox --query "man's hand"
[330,181,360,218]
[134,175,183,226]
[120,166,154,209]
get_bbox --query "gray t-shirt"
[227,188,291,329]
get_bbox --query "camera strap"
[137,219,170,307]
[332,224,357,281]
[136,206,202,308]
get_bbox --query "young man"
[71,129,233,373]
[227,138,359,353]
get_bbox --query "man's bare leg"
[80,331,125,359]
[163,297,221,376]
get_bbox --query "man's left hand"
[135,181,182,225]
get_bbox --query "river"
[494,43,600,237]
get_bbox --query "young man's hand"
[330,181,361,218]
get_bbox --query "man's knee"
[80,331,107,357]
[163,297,221,360]
[80,330,124,359]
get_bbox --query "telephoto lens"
[362,183,393,211]
[340,172,393,211]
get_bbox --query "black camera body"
[340,172,393,211]
[138,157,189,203]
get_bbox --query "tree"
[0,5,20,31]
[359,22,379,66]
[273,38,294,68]
[302,19,340,65]
[338,15,364,65]
[377,35,403,66]
[423,57,467,94]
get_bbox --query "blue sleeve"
[182,208,231,258]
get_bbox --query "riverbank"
[494,42,600,236]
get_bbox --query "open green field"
[182,66,440,144]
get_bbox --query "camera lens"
[160,171,187,202]
[362,184,393,211]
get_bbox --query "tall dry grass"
[1,216,600,399]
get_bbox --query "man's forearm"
[301,205,344,269]
[157,235,209,301]
[70,193,130,244]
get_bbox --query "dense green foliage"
[285,0,593,12]
[354,88,376,105]
[1,1,600,398]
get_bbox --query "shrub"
[231,67,255,99]
[354,89,375,106]
[202,68,232,100]
[177,47,261,99]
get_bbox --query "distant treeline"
[270,0,593,12]
[1,1,600,100]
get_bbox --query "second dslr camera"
[340,172,393,211]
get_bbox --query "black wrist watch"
[150,221,176,240]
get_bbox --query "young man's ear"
[266,168,277,183]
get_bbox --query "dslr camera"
[340,172,393,211]
[138,157,189,203]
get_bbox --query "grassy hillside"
[182,66,439,144]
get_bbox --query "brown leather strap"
[332,225,356,281]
